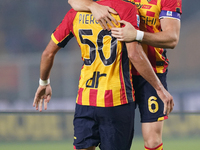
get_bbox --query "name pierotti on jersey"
[79,14,99,24]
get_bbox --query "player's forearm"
[40,40,60,80]
[40,51,54,80]
[68,0,94,11]
[142,30,179,49]
[127,42,163,91]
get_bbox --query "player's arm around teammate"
[68,0,181,49]
[111,18,181,49]
[68,0,180,49]
[126,42,173,115]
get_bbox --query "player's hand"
[156,87,174,116]
[33,84,52,112]
[89,3,118,30]
[111,20,137,42]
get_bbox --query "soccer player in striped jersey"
[33,0,173,149]
[68,0,181,150]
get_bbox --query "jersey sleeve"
[51,9,76,48]
[120,3,139,30]
[160,0,182,20]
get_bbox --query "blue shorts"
[73,103,135,150]
[132,71,168,123]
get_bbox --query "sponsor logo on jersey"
[142,5,152,9]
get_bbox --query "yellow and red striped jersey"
[130,0,182,74]
[51,0,139,107]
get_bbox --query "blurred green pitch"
[0,137,199,150]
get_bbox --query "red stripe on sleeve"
[104,90,114,107]
[77,88,83,105]
[134,0,141,2]
[89,89,98,106]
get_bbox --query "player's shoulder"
[63,8,77,22]
[115,0,137,12]
[66,8,77,16]
[161,0,182,14]
[115,0,136,7]
[96,0,137,18]
[97,0,136,8]
[122,0,135,5]
[161,0,182,7]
